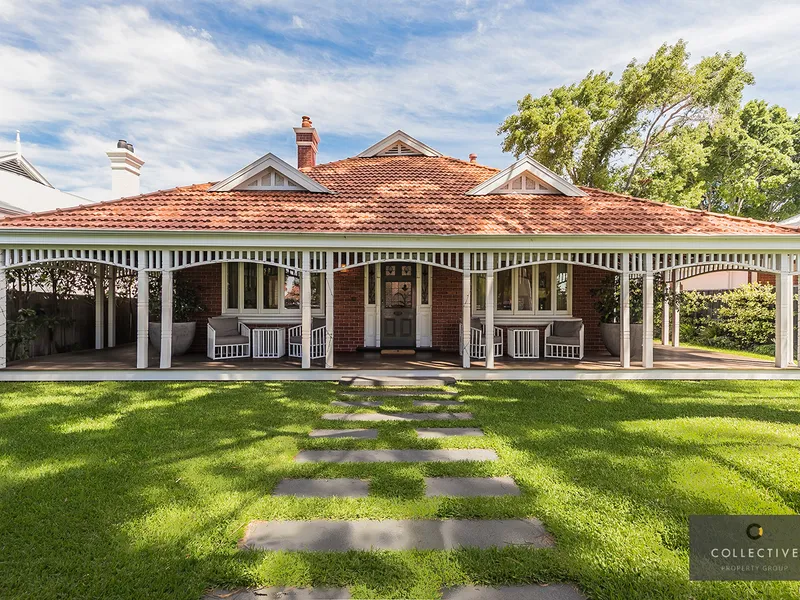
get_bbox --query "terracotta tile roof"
[1,155,797,236]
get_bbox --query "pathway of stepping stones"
[207,377,585,600]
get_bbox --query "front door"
[382,263,415,347]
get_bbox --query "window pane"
[227,263,239,309]
[384,281,412,308]
[474,274,486,311]
[264,265,279,309]
[311,273,322,309]
[284,270,301,310]
[421,264,429,305]
[556,264,568,311]
[243,263,258,309]
[538,265,552,311]
[517,266,533,311]
[367,264,376,305]
[496,270,512,311]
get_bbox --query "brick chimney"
[294,115,319,169]
[106,140,144,198]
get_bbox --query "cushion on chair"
[312,317,326,330]
[546,335,580,346]
[552,320,582,337]
[494,335,503,343]
[470,318,483,330]
[208,316,239,336]
[214,334,249,346]
[289,335,302,344]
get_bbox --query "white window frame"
[222,263,324,319]
[472,264,572,319]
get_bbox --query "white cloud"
[0,0,797,203]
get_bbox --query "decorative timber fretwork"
[3,248,142,271]
[169,249,319,272]
[482,252,624,273]
[332,251,464,272]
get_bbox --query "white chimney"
[106,140,144,198]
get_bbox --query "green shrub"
[715,283,775,348]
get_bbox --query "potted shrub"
[148,273,205,356]
[591,274,643,358]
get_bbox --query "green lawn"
[1,381,799,599]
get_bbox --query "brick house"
[1,118,799,379]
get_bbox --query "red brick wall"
[180,263,222,352]
[334,267,364,352]
[432,267,462,352]
[571,265,608,353]
[757,272,776,286]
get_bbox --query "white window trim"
[222,263,324,320]
[472,264,572,320]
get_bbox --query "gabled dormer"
[466,156,586,197]
[357,130,442,158]
[209,153,331,193]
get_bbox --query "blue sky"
[1,0,799,201]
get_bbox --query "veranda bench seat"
[544,320,584,360]
[207,317,251,360]
[288,317,327,360]
[459,318,504,360]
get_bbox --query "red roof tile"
[1,156,796,236]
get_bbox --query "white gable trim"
[0,153,52,187]
[209,153,331,193]
[357,130,442,158]
[466,156,586,197]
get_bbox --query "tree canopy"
[498,40,800,221]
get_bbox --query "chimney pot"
[107,141,144,198]
[294,116,319,169]
[469,153,478,163]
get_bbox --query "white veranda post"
[136,252,149,369]
[462,253,471,369]
[160,251,174,369]
[642,253,654,368]
[95,264,105,350]
[661,271,670,345]
[107,266,116,348]
[671,276,680,348]
[484,252,495,369]
[301,250,312,369]
[775,253,793,368]
[619,253,631,368]
[325,250,334,369]
[0,251,6,369]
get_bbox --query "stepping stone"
[273,478,368,498]
[425,477,520,497]
[340,376,455,387]
[322,412,472,422]
[442,584,585,600]
[240,518,553,551]
[204,588,351,600]
[413,399,464,407]
[330,400,383,408]
[416,428,484,438]
[308,428,377,439]
[339,388,459,398]
[295,449,498,463]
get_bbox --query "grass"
[670,340,775,360]
[1,381,800,599]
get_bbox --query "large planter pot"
[599,322,643,359]
[148,321,196,356]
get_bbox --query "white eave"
[0,152,53,187]
[208,153,331,193]
[466,156,586,197]
[357,130,443,158]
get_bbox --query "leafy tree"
[701,100,800,218]
[499,40,755,197]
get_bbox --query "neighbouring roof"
[0,150,52,186]
[0,169,89,217]
[1,154,797,236]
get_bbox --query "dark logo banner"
[690,515,800,580]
